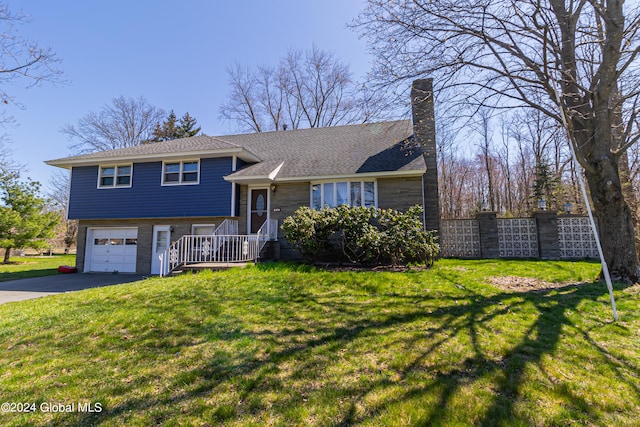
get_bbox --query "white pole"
[553,89,618,321]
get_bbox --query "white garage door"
[87,228,138,273]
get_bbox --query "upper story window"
[163,160,200,185]
[311,180,376,210]
[98,164,132,188]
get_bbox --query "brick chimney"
[411,79,440,232]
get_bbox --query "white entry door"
[151,225,171,275]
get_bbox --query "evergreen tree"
[177,112,201,138]
[150,111,201,142]
[0,175,59,262]
[531,159,560,211]
[150,111,178,142]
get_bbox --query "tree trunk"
[584,156,639,282]
[3,247,11,263]
[618,151,640,259]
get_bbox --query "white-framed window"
[191,224,216,235]
[162,160,200,185]
[98,164,133,188]
[311,180,377,210]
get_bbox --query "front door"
[151,225,171,275]
[249,188,268,234]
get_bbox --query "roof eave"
[45,147,262,168]
[224,168,425,184]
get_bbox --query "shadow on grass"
[57,270,637,426]
[0,268,61,283]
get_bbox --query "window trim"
[97,164,133,189]
[310,180,378,209]
[162,159,200,186]
[191,224,217,235]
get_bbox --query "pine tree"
[149,111,200,142]
[150,111,178,142]
[177,112,201,138]
[531,159,560,211]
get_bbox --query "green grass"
[0,259,639,426]
[0,254,76,282]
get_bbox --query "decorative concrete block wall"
[439,219,481,258]
[440,213,599,260]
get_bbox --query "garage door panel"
[87,228,138,273]
[123,246,138,256]
[91,248,110,257]
[93,230,111,239]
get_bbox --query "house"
[46,79,439,275]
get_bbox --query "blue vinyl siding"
[68,158,233,219]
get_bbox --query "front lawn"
[0,259,638,426]
[0,254,76,282]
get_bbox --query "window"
[192,224,216,235]
[163,160,200,185]
[311,181,377,209]
[98,164,132,188]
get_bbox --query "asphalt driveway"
[0,273,147,305]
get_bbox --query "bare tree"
[437,117,471,218]
[475,109,497,211]
[0,3,62,170]
[0,133,20,176]
[220,46,391,132]
[498,117,514,214]
[47,170,77,253]
[355,0,640,280]
[0,5,62,106]
[62,96,165,154]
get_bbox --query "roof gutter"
[45,147,262,169]
[224,168,426,184]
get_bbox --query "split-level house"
[46,79,439,275]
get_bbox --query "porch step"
[260,240,280,260]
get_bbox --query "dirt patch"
[314,263,430,273]
[623,283,640,294]
[489,276,579,293]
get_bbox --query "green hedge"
[281,205,439,266]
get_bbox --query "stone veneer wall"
[377,176,425,212]
[239,176,427,261]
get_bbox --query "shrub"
[281,205,439,266]
[281,206,335,263]
[333,205,380,264]
[376,205,439,266]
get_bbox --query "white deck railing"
[260,219,279,241]
[159,219,278,277]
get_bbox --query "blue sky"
[3,0,371,187]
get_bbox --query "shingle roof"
[46,120,425,180]
[223,120,424,180]
[46,135,250,165]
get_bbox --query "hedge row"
[281,205,439,266]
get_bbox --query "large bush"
[280,206,336,263]
[281,205,439,266]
